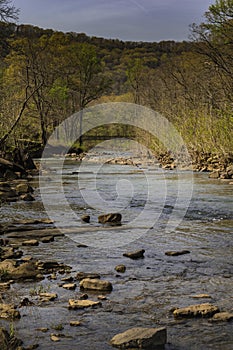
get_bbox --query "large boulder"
[80,278,113,292]
[173,303,219,318]
[110,327,167,349]
[98,213,122,225]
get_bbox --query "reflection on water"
[0,159,232,350]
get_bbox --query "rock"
[39,293,58,302]
[191,294,212,299]
[0,260,40,281]
[68,299,102,310]
[98,213,122,225]
[15,183,33,195]
[80,278,113,292]
[81,215,90,223]
[173,303,219,318]
[110,327,167,349]
[115,264,126,273]
[22,239,39,246]
[0,303,21,319]
[18,297,34,307]
[210,312,233,322]
[0,282,11,291]
[36,328,49,333]
[61,276,74,282]
[226,165,233,177]
[20,193,35,201]
[75,272,101,281]
[50,334,60,342]
[62,283,76,290]
[165,250,190,256]
[98,295,107,300]
[123,249,145,259]
[70,320,82,327]
[41,236,54,243]
[0,246,23,260]
[209,171,220,179]
[79,293,88,300]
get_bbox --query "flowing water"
[0,155,232,350]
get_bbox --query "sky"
[13,0,214,42]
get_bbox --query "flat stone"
[41,236,54,243]
[115,264,126,273]
[110,327,167,349]
[191,294,212,299]
[211,312,233,322]
[173,303,219,318]
[39,293,58,302]
[0,303,21,319]
[70,320,82,327]
[68,299,102,310]
[98,295,107,300]
[80,278,113,292]
[61,276,74,282]
[62,283,76,290]
[22,239,39,246]
[75,272,101,281]
[165,250,190,256]
[123,249,145,259]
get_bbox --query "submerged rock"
[123,249,145,259]
[165,250,190,256]
[68,299,101,310]
[173,303,219,318]
[80,278,113,292]
[110,327,167,349]
[98,213,122,225]
[115,264,126,273]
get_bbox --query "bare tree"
[0,0,19,22]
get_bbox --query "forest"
[0,0,232,159]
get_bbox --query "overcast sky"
[13,0,214,42]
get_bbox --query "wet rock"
[41,236,54,243]
[61,276,74,282]
[18,297,34,307]
[123,249,145,259]
[15,183,33,195]
[110,327,167,349]
[80,278,113,292]
[68,299,102,310]
[75,272,101,281]
[36,260,71,273]
[77,243,88,248]
[81,215,90,223]
[191,294,212,299]
[0,282,11,291]
[79,293,88,300]
[173,303,219,318]
[210,312,233,322]
[22,239,39,246]
[39,293,58,302]
[165,250,190,256]
[98,213,122,225]
[0,303,21,319]
[20,193,35,201]
[50,334,60,342]
[0,246,23,260]
[62,283,76,290]
[0,259,41,281]
[98,295,107,300]
[36,328,49,333]
[209,171,220,179]
[70,320,82,327]
[115,264,126,273]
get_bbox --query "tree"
[0,0,19,22]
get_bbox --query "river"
[0,154,232,350]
